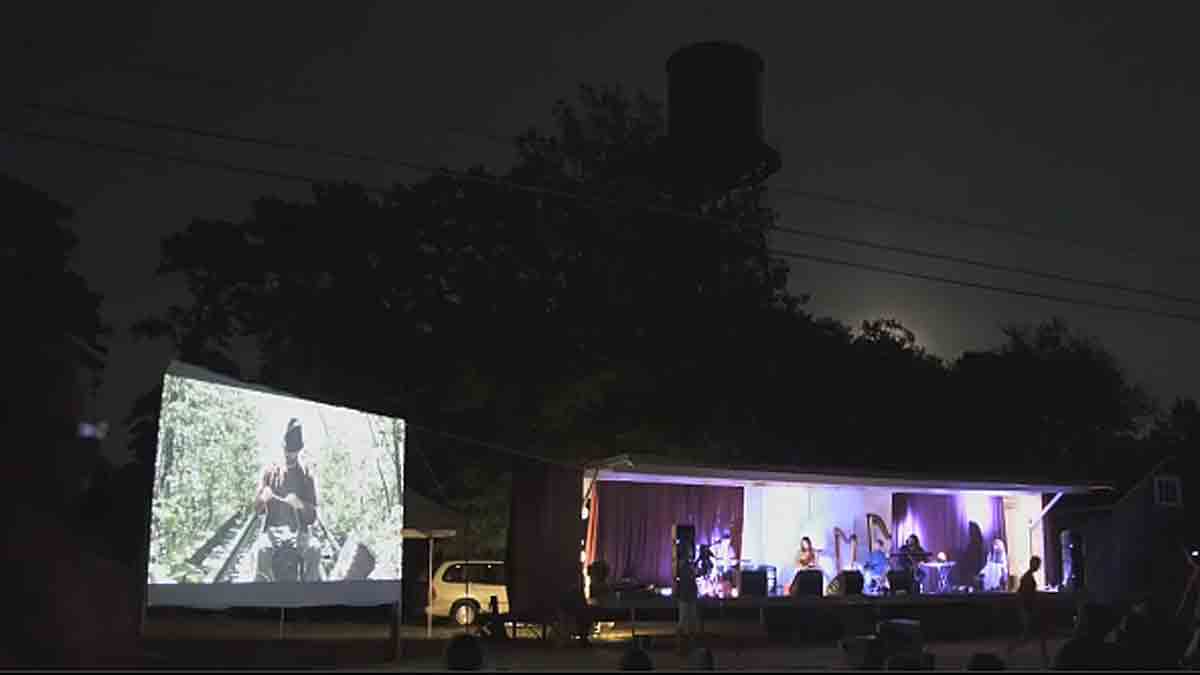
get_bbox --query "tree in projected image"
[149,376,259,583]
[311,414,404,580]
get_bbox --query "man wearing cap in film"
[253,418,323,581]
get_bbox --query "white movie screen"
[146,363,404,608]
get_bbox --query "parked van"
[427,560,509,625]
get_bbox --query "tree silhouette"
[0,173,109,375]
[948,317,1153,476]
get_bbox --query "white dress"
[979,549,1008,591]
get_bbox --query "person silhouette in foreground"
[0,339,148,666]
[676,549,701,655]
[1006,556,1049,667]
[1053,602,1127,670]
[253,418,322,581]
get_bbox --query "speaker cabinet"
[789,569,824,597]
[887,570,915,595]
[839,570,865,595]
[740,568,769,597]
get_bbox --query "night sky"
[4,3,1197,464]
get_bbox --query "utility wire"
[406,422,581,471]
[7,124,1200,327]
[20,101,1200,308]
[768,185,1200,269]
[29,52,1197,269]
[770,224,1200,307]
[773,247,1200,325]
[5,127,386,194]
[13,47,517,148]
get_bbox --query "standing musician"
[897,534,930,591]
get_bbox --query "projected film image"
[147,366,404,590]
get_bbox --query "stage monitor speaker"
[839,570,865,595]
[789,569,824,597]
[740,569,769,597]
[672,524,696,593]
[887,570,914,595]
[1060,529,1085,591]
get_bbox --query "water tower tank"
[664,41,779,193]
[668,41,764,145]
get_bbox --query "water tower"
[659,41,781,203]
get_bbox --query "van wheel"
[451,600,479,626]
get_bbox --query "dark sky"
[3,2,1198,463]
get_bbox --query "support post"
[427,537,435,639]
[390,600,401,662]
[1028,492,1064,588]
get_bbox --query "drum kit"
[695,544,738,598]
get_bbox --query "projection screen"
[145,362,404,609]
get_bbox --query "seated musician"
[796,537,818,570]
[785,537,820,596]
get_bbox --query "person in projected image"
[253,418,323,582]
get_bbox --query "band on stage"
[686,529,1013,598]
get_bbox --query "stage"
[585,590,1080,642]
[581,454,1108,622]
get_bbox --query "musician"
[711,529,735,571]
[696,544,715,579]
[898,534,929,590]
[980,538,1009,592]
[796,537,818,570]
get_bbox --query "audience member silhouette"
[1053,602,1126,670]
[619,643,655,670]
[444,633,485,670]
[966,652,1007,670]
[1006,556,1048,667]
[687,646,715,670]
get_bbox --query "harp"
[866,513,893,553]
[826,527,860,595]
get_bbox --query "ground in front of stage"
[145,613,1068,670]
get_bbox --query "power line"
[4,126,387,194]
[8,124,1200,327]
[37,54,519,148]
[768,184,1200,269]
[406,422,580,470]
[21,101,1200,309]
[771,223,1200,307]
[26,50,1196,270]
[774,246,1200,325]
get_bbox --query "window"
[468,563,506,585]
[442,564,465,583]
[1154,475,1183,507]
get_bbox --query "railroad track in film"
[189,509,345,583]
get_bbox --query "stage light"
[659,587,673,597]
[937,551,947,563]
[731,588,739,598]
[78,421,108,440]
